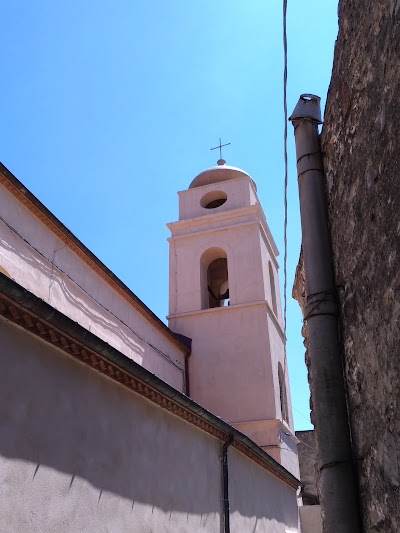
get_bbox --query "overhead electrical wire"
[283,0,288,346]
[281,2,313,429]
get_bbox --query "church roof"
[189,159,257,190]
[0,162,189,356]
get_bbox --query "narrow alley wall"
[320,1,400,531]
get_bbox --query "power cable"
[283,0,288,345]
[292,404,312,425]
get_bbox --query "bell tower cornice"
[167,204,279,269]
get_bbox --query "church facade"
[0,161,301,532]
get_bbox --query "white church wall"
[276,426,301,481]
[0,182,186,392]
[259,231,282,320]
[267,304,300,478]
[258,229,299,477]
[299,506,323,533]
[267,313,293,427]
[229,446,301,533]
[0,316,300,533]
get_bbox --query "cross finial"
[210,138,231,163]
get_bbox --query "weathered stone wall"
[292,251,314,425]
[295,430,319,505]
[320,1,400,531]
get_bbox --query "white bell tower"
[167,159,299,476]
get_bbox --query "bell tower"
[167,159,299,476]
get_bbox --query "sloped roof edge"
[0,162,189,356]
[0,273,300,490]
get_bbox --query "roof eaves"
[0,162,189,356]
[0,273,300,491]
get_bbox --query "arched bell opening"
[200,248,229,310]
[278,362,289,423]
[268,261,278,316]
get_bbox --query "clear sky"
[1,1,338,430]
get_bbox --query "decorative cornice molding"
[167,219,259,242]
[168,299,285,340]
[167,205,259,233]
[177,173,249,196]
[0,280,299,490]
[231,418,299,444]
[167,206,279,268]
[0,291,226,440]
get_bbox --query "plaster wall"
[258,232,298,475]
[178,175,256,220]
[234,420,282,463]
[260,232,293,431]
[267,314,294,430]
[259,231,282,319]
[0,184,186,391]
[295,430,318,505]
[233,419,299,479]
[277,429,300,479]
[172,303,277,423]
[267,319,299,479]
[0,316,300,533]
[170,302,299,478]
[229,447,300,533]
[299,506,322,533]
[168,218,268,314]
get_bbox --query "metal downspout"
[289,94,361,533]
[221,435,234,533]
[184,354,190,396]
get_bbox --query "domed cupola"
[176,159,259,222]
[189,159,257,190]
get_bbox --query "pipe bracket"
[304,291,339,320]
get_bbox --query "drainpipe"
[184,353,190,396]
[221,435,234,533]
[171,332,192,396]
[289,95,361,533]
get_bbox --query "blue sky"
[1,1,338,430]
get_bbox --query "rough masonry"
[294,1,400,531]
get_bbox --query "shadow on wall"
[0,235,148,360]
[0,265,11,277]
[0,318,298,530]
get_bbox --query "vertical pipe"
[184,353,190,396]
[290,95,361,533]
[221,435,234,533]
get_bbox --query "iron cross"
[210,138,231,160]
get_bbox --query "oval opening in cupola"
[200,190,227,209]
